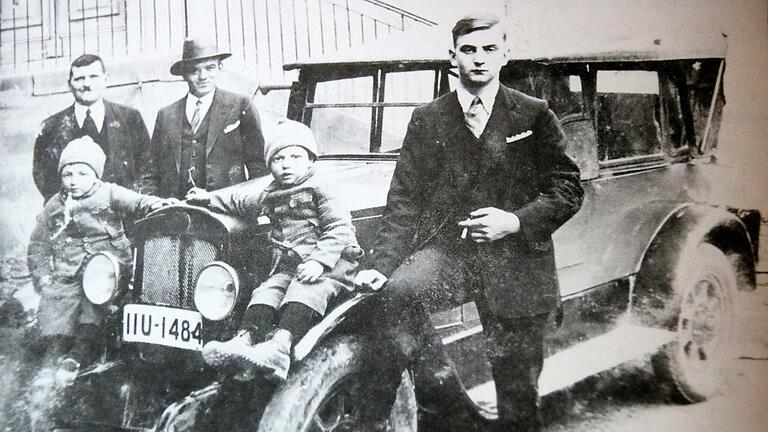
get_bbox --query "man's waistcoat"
[178,110,211,197]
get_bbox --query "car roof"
[285,23,727,71]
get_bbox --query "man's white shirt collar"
[456,80,500,115]
[185,89,216,125]
[74,99,105,132]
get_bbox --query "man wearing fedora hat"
[144,38,267,198]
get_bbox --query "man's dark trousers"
[369,240,549,431]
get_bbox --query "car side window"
[309,76,374,155]
[660,74,689,154]
[684,59,724,153]
[307,71,436,154]
[595,70,663,161]
[545,74,586,119]
[381,70,436,152]
[555,74,599,180]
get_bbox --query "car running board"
[465,324,675,407]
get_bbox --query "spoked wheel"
[258,335,417,432]
[652,243,736,402]
[310,375,363,432]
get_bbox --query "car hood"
[221,158,397,216]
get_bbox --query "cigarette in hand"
[460,216,475,239]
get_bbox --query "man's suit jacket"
[146,88,266,198]
[372,85,584,318]
[32,101,153,201]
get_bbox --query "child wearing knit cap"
[27,136,170,385]
[187,119,361,382]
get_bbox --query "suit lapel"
[439,92,469,149]
[206,89,232,157]
[480,88,515,165]
[103,101,122,157]
[499,86,527,137]
[169,99,186,172]
[63,106,79,145]
[437,92,482,190]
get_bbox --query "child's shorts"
[248,246,362,315]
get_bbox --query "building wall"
[0,0,434,81]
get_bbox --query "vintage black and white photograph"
[0,0,767,431]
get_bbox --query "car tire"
[257,334,417,432]
[651,243,736,403]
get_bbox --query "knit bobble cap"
[58,136,106,178]
[264,119,319,164]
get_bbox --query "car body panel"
[556,161,714,296]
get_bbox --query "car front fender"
[292,292,381,362]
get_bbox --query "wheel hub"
[678,274,727,372]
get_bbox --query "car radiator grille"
[140,236,218,309]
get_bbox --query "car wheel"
[257,335,417,432]
[652,243,736,403]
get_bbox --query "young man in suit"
[32,54,153,202]
[145,38,267,199]
[355,14,584,431]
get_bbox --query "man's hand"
[354,269,388,291]
[185,187,211,205]
[296,260,325,283]
[149,198,180,211]
[458,207,521,243]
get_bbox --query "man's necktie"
[82,108,100,141]
[464,96,488,139]
[190,100,203,133]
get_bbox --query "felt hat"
[170,38,231,76]
[264,119,319,164]
[58,136,106,178]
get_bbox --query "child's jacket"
[28,181,160,297]
[208,166,358,270]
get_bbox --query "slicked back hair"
[69,54,105,80]
[451,14,506,46]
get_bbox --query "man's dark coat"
[146,88,266,198]
[372,85,583,318]
[32,101,153,201]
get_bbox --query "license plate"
[123,304,203,351]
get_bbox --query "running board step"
[467,324,675,405]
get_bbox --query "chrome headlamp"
[82,252,120,305]
[194,262,239,321]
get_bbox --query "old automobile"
[49,25,760,432]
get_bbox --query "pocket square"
[224,120,241,134]
[506,130,532,143]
